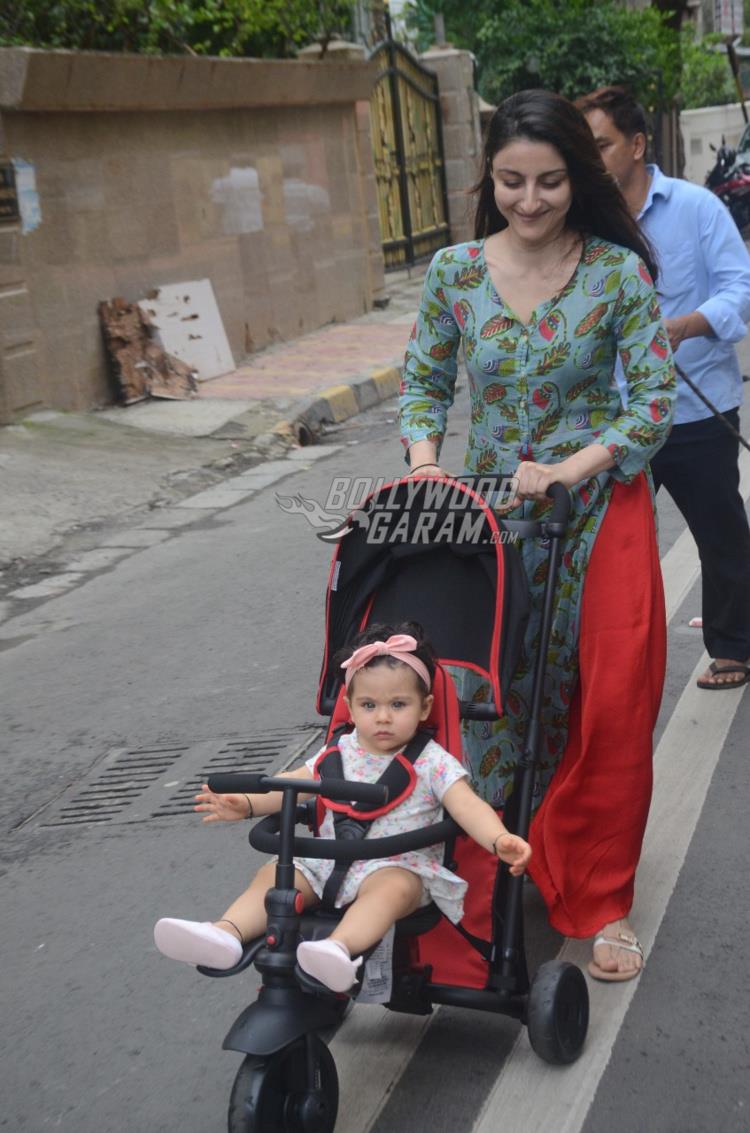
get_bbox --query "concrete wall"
[680,102,749,184]
[0,48,385,418]
[420,47,481,245]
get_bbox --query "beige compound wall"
[0,49,385,417]
[421,47,482,245]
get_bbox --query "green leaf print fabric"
[399,238,676,810]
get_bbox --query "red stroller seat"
[321,654,499,990]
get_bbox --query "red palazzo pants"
[415,473,666,987]
[528,471,667,938]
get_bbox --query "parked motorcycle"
[705,135,750,236]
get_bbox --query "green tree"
[402,0,495,56]
[0,0,356,58]
[475,0,679,110]
[679,29,737,109]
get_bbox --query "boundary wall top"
[0,47,377,112]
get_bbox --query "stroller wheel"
[228,1035,338,1133]
[526,960,589,1065]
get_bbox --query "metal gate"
[369,37,450,269]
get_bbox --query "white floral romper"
[295,729,469,923]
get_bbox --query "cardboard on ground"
[138,279,235,382]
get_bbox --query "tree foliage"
[2,0,741,115]
[475,0,680,110]
[404,0,750,113]
[679,30,737,110]
[0,0,356,58]
[402,0,495,57]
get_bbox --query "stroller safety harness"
[313,726,433,910]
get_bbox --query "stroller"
[203,474,589,1132]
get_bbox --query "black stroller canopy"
[317,477,530,716]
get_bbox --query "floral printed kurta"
[400,238,676,810]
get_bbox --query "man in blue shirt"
[579,86,750,690]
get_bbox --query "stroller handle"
[545,481,570,533]
[442,474,570,529]
[206,771,388,807]
[249,813,461,860]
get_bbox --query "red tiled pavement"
[196,322,414,401]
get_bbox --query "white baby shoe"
[154,918,243,969]
[296,938,363,992]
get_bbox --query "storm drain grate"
[41,746,190,827]
[150,736,304,819]
[39,726,323,829]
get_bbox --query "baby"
[154,624,531,992]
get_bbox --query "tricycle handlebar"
[206,772,388,807]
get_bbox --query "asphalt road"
[1,384,748,1133]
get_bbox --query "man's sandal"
[587,928,644,983]
[696,662,750,691]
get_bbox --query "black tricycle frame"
[200,480,589,1132]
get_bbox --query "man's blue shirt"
[636,163,750,424]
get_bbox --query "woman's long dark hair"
[473,89,657,280]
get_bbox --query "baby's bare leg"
[330,867,423,956]
[217,862,318,942]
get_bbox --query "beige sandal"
[588,927,644,983]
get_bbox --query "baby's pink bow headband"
[341,633,431,690]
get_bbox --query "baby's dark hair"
[336,621,437,696]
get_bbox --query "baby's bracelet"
[409,462,441,473]
[244,794,254,820]
[492,834,505,857]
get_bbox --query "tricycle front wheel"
[228,1034,338,1133]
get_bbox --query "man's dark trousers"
[651,408,750,662]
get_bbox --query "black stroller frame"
[201,477,589,1133]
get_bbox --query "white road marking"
[330,1008,434,1133]
[473,648,747,1133]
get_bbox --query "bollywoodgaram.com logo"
[275,476,520,545]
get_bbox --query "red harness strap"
[312,728,432,910]
[312,744,419,831]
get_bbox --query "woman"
[400,89,675,982]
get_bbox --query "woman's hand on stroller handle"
[404,446,572,527]
[502,445,614,512]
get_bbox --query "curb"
[281,364,402,445]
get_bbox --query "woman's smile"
[490,138,572,244]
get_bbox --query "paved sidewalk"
[0,266,424,569]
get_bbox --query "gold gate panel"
[370,41,450,269]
